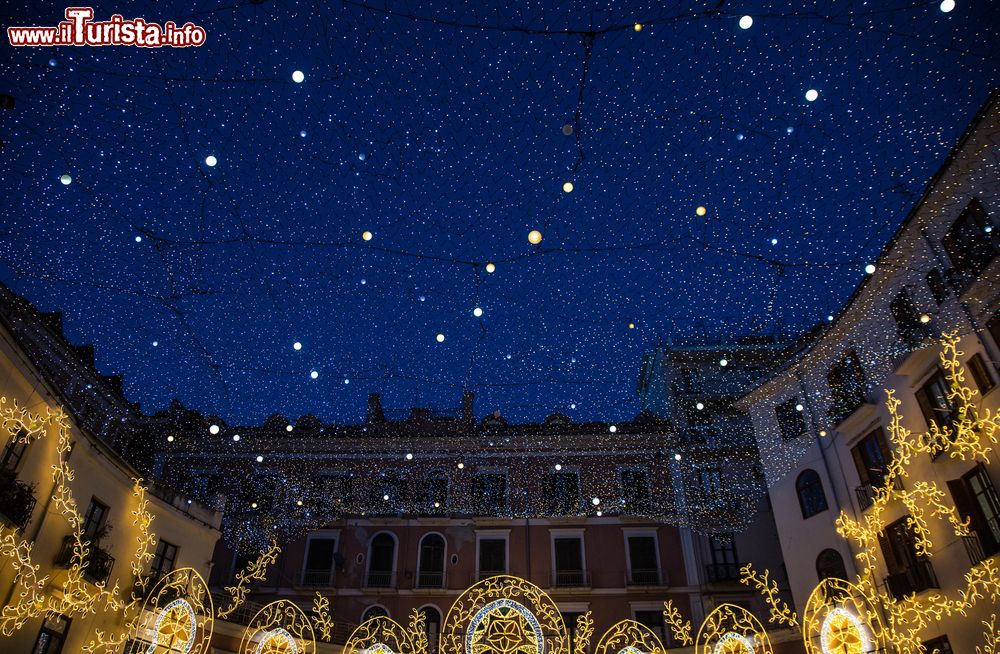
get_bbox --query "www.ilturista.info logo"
[8,7,206,47]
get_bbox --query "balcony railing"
[55,535,115,585]
[476,570,506,582]
[884,559,938,600]
[416,570,445,588]
[704,563,741,583]
[855,474,904,511]
[363,571,396,588]
[301,568,336,587]
[964,519,1000,566]
[0,471,36,531]
[552,569,589,588]
[626,568,662,586]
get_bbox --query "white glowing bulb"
[251,502,258,508]
[696,402,705,410]
[297,499,303,506]
[167,435,174,442]
[739,15,753,29]
[293,341,302,350]
[940,0,955,12]
[805,89,819,102]
[591,497,600,506]
[562,181,574,193]
[485,262,496,273]
[771,238,778,245]
[436,333,445,343]
[233,434,240,442]
[256,455,264,463]
[674,453,682,461]
[719,358,728,367]
[135,236,142,243]
[292,70,305,83]
[865,263,876,274]
[609,425,617,433]
[457,462,465,469]
[205,155,217,167]
[555,464,562,471]
[362,230,373,241]
[406,453,413,460]
[383,494,389,501]
[310,370,319,379]
[796,403,804,412]
[473,307,483,317]
[286,424,293,432]
[209,424,220,435]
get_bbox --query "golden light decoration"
[739,563,798,627]
[528,230,543,244]
[695,206,707,217]
[217,540,281,619]
[240,600,315,654]
[662,600,693,646]
[310,592,334,642]
[363,230,373,241]
[801,578,883,654]
[573,614,595,654]
[633,23,643,32]
[441,575,569,654]
[129,568,214,654]
[595,619,665,654]
[562,182,573,193]
[485,262,496,273]
[344,614,415,654]
[695,604,773,654]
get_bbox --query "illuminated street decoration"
[218,540,282,619]
[146,599,197,653]
[594,619,665,654]
[240,600,315,654]
[132,568,214,654]
[820,609,867,654]
[344,615,415,654]
[441,576,568,654]
[801,578,882,654]
[695,604,772,654]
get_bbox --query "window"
[632,610,665,645]
[852,428,893,510]
[472,472,507,515]
[301,536,338,586]
[361,605,389,622]
[775,398,807,441]
[880,516,938,599]
[150,539,178,580]
[707,533,738,582]
[417,533,446,588]
[796,470,828,519]
[478,538,507,578]
[922,635,953,653]
[31,614,70,654]
[699,468,722,494]
[827,350,867,423]
[943,198,996,281]
[990,312,1000,355]
[365,532,396,588]
[915,369,958,456]
[626,534,660,585]
[0,430,28,471]
[552,535,585,586]
[621,468,650,513]
[425,471,448,514]
[546,471,580,515]
[81,498,109,542]
[423,606,441,654]
[891,288,927,348]
[967,353,995,395]
[926,269,949,304]
[815,548,848,582]
[947,464,1000,562]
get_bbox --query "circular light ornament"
[713,632,755,654]
[310,370,319,379]
[457,462,465,469]
[293,341,302,350]
[820,608,869,654]
[436,333,445,343]
[563,181,574,193]
[719,358,728,367]
[674,453,682,461]
[739,15,753,29]
[633,23,643,32]
[696,205,708,217]
[796,403,804,412]
[205,155,217,167]
[60,174,73,185]
[256,455,264,463]
[485,262,496,273]
[473,307,483,317]
[609,425,617,433]
[405,453,413,460]
[919,313,931,324]
[255,628,299,654]
[805,89,819,102]
[554,464,562,471]
[696,402,705,410]
[146,598,198,654]
[940,0,955,12]
[362,230,373,241]
[209,424,220,435]
[291,70,305,83]
[864,264,876,274]
[591,497,600,506]
[528,230,543,244]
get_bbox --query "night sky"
[2,1,998,425]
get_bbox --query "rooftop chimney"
[367,393,385,424]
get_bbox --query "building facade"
[735,89,1000,652]
[0,283,223,653]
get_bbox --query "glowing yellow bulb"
[485,262,496,273]
[563,181,574,193]
[628,322,635,329]
[920,313,931,324]
[362,230,373,241]
[696,205,707,217]
[528,230,543,244]
[296,500,303,506]
[633,23,643,32]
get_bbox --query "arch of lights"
[132,567,213,654]
[802,578,883,654]
[594,619,665,654]
[695,603,772,654]
[344,615,416,654]
[440,575,568,654]
[239,600,316,654]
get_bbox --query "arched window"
[796,469,829,519]
[417,533,446,588]
[361,605,389,622]
[366,533,396,588]
[816,548,848,582]
[422,606,442,654]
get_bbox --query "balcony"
[476,570,506,582]
[704,562,741,583]
[0,470,36,531]
[300,567,336,587]
[884,559,938,600]
[55,535,115,585]
[552,570,589,588]
[416,570,445,588]
[964,520,1000,566]
[855,474,904,511]
[626,568,662,586]
[363,571,395,589]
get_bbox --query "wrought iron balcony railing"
[704,562,741,583]
[363,571,395,588]
[55,535,115,585]
[626,568,662,586]
[884,559,938,600]
[552,569,589,588]
[855,474,904,511]
[0,471,36,531]
[416,570,445,588]
[301,568,336,587]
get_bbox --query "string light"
[738,16,753,29]
[528,230,543,244]
[362,230,373,241]
[60,174,72,185]
[204,155,217,167]
[562,181,573,193]
[292,70,305,83]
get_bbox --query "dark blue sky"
[2,0,998,424]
